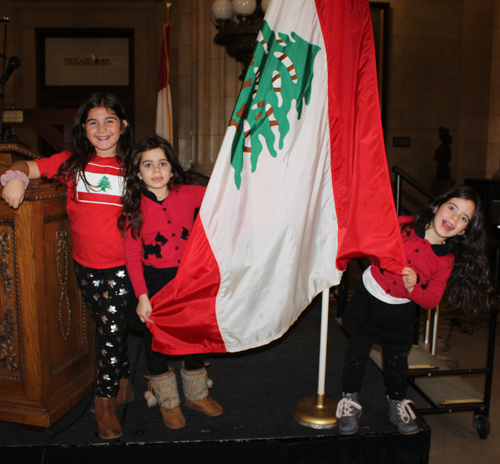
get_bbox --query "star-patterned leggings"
[74,261,133,398]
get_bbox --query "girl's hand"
[136,294,154,324]
[402,266,417,293]
[1,160,40,209]
[2,179,27,209]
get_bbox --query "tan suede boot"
[181,366,223,416]
[145,368,185,429]
[95,396,122,439]
[91,378,134,413]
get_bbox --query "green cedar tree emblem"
[97,176,112,192]
[229,20,321,189]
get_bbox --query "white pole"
[292,286,338,428]
[317,288,330,395]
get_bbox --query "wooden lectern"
[0,144,95,428]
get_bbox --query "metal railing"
[392,166,435,215]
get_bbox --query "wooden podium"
[0,144,95,428]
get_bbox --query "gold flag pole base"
[292,393,338,429]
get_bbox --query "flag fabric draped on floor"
[156,18,173,143]
[149,0,406,355]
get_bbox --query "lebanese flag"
[156,19,173,143]
[149,0,406,355]
[75,162,123,206]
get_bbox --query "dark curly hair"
[50,92,133,196]
[401,185,496,314]
[118,135,186,239]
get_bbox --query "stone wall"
[2,0,500,185]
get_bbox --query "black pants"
[130,265,205,375]
[342,331,410,400]
[74,261,133,398]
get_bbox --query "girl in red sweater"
[336,186,495,436]
[118,135,222,430]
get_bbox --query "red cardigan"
[370,216,455,310]
[124,184,206,298]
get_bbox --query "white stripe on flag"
[156,85,173,142]
[76,171,124,204]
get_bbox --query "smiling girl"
[118,135,222,431]
[1,93,135,440]
[336,186,496,436]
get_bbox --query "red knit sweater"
[371,216,455,310]
[124,184,206,297]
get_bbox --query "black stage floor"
[0,296,430,464]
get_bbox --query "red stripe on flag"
[315,0,404,275]
[149,219,227,355]
[86,164,123,176]
[156,21,173,143]
[158,22,170,92]
[77,191,122,205]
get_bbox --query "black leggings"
[129,265,205,375]
[74,261,133,398]
[342,331,410,400]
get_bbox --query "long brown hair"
[50,93,133,197]
[402,186,496,314]
[118,135,186,239]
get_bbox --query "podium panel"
[0,144,95,428]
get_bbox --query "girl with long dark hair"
[336,186,496,436]
[118,135,222,431]
[1,93,136,440]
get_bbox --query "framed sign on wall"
[44,36,130,87]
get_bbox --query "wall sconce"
[212,0,270,79]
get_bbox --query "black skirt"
[342,279,418,352]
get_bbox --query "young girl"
[1,93,135,440]
[336,186,496,436]
[118,135,222,430]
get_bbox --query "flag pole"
[165,2,172,22]
[292,288,338,428]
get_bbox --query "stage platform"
[0,296,430,463]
